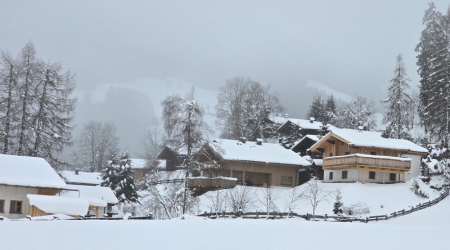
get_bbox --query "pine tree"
[0,51,20,154]
[17,41,39,156]
[337,96,376,130]
[102,152,139,203]
[333,189,343,215]
[307,95,325,122]
[416,3,450,141]
[382,54,413,139]
[30,61,76,167]
[325,94,338,125]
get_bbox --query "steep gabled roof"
[271,116,337,132]
[207,139,311,167]
[0,154,66,189]
[310,129,428,154]
[292,135,320,150]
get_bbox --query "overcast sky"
[1,0,449,103]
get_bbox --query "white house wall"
[402,154,421,181]
[0,186,38,219]
[323,169,400,183]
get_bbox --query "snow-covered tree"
[337,95,377,131]
[215,77,283,140]
[72,121,120,172]
[29,61,76,167]
[17,41,40,156]
[333,189,343,215]
[162,87,210,157]
[382,54,413,139]
[0,51,20,154]
[306,95,325,122]
[0,42,76,168]
[102,152,139,203]
[302,177,330,221]
[416,3,450,142]
[325,94,338,125]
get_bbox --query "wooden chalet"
[309,129,428,183]
[271,115,335,137]
[193,139,311,187]
[157,146,187,171]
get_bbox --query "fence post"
[402,209,405,215]
[324,214,328,221]
[393,211,396,218]
[376,215,378,222]
[385,215,387,220]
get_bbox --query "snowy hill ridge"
[306,79,353,102]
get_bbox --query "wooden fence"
[197,187,449,223]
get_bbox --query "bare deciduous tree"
[141,118,165,174]
[284,186,304,212]
[227,185,255,213]
[215,77,283,140]
[72,121,120,172]
[258,187,279,216]
[302,177,330,221]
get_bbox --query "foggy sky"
[1,0,449,157]
[2,1,449,97]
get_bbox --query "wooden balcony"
[323,154,411,172]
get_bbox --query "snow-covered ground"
[197,177,443,217]
[1,194,449,250]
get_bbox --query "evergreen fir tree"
[333,189,343,215]
[325,94,338,125]
[382,54,413,139]
[102,152,139,203]
[307,95,325,122]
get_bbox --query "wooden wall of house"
[221,161,299,187]
[320,136,407,158]
[29,205,48,217]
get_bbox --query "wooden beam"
[362,170,365,184]
[382,172,385,184]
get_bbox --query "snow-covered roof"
[130,158,146,169]
[292,135,320,149]
[0,154,66,189]
[271,116,336,131]
[311,129,428,153]
[27,194,88,216]
[209,139,311,166]
[326,153,412,161]
[59,170,102,186]
[64,184,118,205]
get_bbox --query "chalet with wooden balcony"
[309,129,428,183]
[193,139,311,187]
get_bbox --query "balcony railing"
[188,177,237,190]
[323,154,411,170]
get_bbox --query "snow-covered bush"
[411,179,429,198]
[342,201,370,215]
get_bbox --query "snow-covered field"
[1,196,449,250]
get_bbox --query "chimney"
[309,117,315,123]
[256,138,263,145]
[284,114,289,119]
[75,168,80,175]
[358,126,364,132]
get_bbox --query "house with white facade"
[309,129,428,183]
[0,154,88,219]
[59,170,118,217]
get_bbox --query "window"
[370,152,376,155]
[369,171,376,180]
[0,200,4,213]
[281,176,293,185]
[10,200,22,214]
[342,171,348,179]
[389,173,396,181]
[233,172,243,183]
[329,172,334,180]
